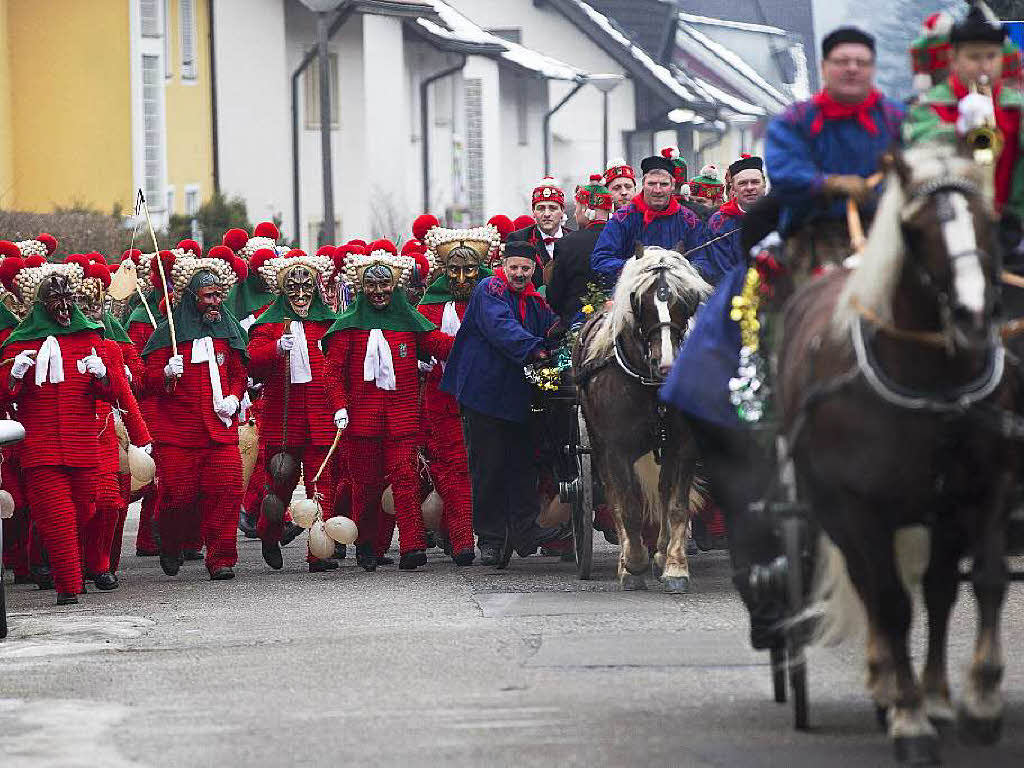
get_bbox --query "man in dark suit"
[506,177,570,287]
[547,175,611,325]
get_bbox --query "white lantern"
[289,498,320,529]
[324,515,358,545]
[128,445,156,485]
[421,490,443,531]
[308,521,335,560]
[0,489,14,519]
[382,485,396,516]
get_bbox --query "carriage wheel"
[770,646,786,703]
[781,516,809,730]
[572,408,595,580]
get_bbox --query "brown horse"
[778,144,1018,764]
[574,246,711,592]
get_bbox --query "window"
[303,52,339,130]
[166,187,175,215]
[180,0,197,80]
[516,75,528,146]
[142,55,164,208]
[140,0,160,37]
[185,185,200,217]
[163,0,172,78]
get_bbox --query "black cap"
[504,241,536,260]
[950,1,1006,46]
[640,155,676,177]
[822,27,875,60]
[728,155,764,177]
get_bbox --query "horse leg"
[605,458,649,590]
[659,443,697,594]
[959,471,1012,746]
[920,529,960,727]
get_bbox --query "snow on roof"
[676,19,791,112]
[789,41,810,101]
[566,0,701,104]
[672,65,765,116]
[677,12,787,37]
[418,1,585,81]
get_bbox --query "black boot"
[308,558,339,573]
[453,548,475,566]
[210,567,235,581]
[56,593,79,606]
[238,508,259,539]
[332,543,347,560]
[399,550,427,570]
[182,549,204,562]
[93,572,119,591]
[262,541,283,570]
[279,522,304,546]
[160,554,181,576]
[355,544,378,572]
[31,564,54,590]
[478,543,502,567]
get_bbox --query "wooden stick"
[846,174,885,254]
[1001,270,1024,290]
[311,427,344,486]
[139,190,177,357]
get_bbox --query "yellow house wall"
[0,0,14,208]
[7,0,133,214]
[164,0,214,216]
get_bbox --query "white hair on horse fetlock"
[586,246,711,365]
[833,143,991,338]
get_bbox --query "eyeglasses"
[826,57,875,69]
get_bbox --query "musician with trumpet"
[904,1,1023,218]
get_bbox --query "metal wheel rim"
[572,406,594,580]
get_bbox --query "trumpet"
[966,75,1004,165]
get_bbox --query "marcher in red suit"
[413,218,504,565]
[70,253,152,590]
[323,240,453,571]
[142,246,249,580]
[247,248,340,572]
[0,257,117,604]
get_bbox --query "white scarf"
[240,314,257,331]
[35,335,64,386]
[288,320,312,384]
[438,301,461,372]
[363,328,396,391]
[191,336,231,427]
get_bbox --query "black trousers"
[460,406,539,546]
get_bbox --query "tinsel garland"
[526,282,607,393]
[728,267,772,423]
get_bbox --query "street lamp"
[299,0,346,244]
[588,74,624,169]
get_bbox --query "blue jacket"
[765,95,905,232]
[440,275,556,423]
[591,199,707,288]
[701,210,744,287]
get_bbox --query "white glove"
[123,364,133,383]
[277,334,296,355]
[139,443,153,455]
[215,395,240,420]
[10,351,36,380]
[334,408,349,430]
[164,355,184,379]
[81,350,107,379]
[418,359,436,374]
[957,91,995,135]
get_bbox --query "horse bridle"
[619,265,691,386]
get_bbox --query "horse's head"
[614,247,711,379]
[893,144,999,349]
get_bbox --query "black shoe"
[514,525,565,558]
[478,544,502,567]
[182,549,204,562]
[31,565,54,590]
[425,531,437,549]
[453,548,475,566]
[93,572,119,591]
[355,544,378,572]
[210,567,235,581]
[13,574,32,585]
[135,548,159,557]
[711,535,729,551]
[56,593,79,606]
[377,554,394,566]
[238,509,259,538]
[262,541,283,570]
[160,554,181,576]
[332,543,347,560]
[399,550,427,570]
[279,522,304,547]
[308,558,339,573]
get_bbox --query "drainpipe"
[291,5,354,246]
[208,0,220,195]
[421,55,467,214]
[543,80,586,176]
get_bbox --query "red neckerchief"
[810,89,882,136]
[495,267,542,321]
[631,193,681,228]
[718,198,744,218]
[932,76,1021,211]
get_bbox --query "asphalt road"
[1,508,1023,768]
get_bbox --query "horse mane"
[585,246,711,365]
[832,142,990,337]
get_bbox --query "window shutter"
[140,0,160,37]
[142,55,164,206]
[180,0,197,79]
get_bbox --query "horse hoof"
[893,734,940,765]
[957,708,1002,746]
[620,573,647,591]
[662,576,690,594]
[875,705,888,732]
[925,699,955,731]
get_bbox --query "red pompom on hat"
[25,255,46,268]
[121,248,142,264]
[177,239,202,257]
[36,233,57,256]
[152,250,176,286]
[513,214,535,231]
[207,244,235,262]
[283,248,306,259]
[412,214,440,242]
[0,257,25,289]
[413,252,431,282]
[347,239,367,248]
[232,257,248,281]
[64,253,90,269]
[223,228,249,252]
[88,252,107,265]
[253,221,280,240]
[487,215,514,242]
[250,247,275,271]
[0,241,21,260]
[85,262,112,288]
[316,245,336,259]
[367,238,397,255]
[401,240,424,256]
